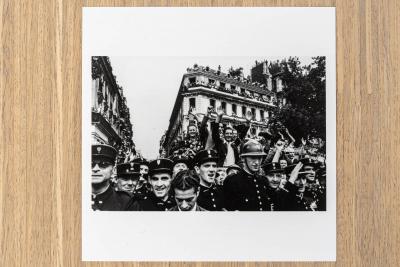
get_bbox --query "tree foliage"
[268,57,326,142]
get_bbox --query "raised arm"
[199,107,212,143]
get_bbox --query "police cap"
[149,158,174,176]
[132,158,150,167]
[300,157,318,168]
[117,162,141,178]
[263,162,285,174]
[92,144,117,163]
[193,150,219,166]
[172,155,190,168]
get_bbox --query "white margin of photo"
[82,7,336,261]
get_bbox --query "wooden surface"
[1,0,399,266]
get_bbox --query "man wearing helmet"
[223,139,272,211]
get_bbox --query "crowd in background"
[92,105,326,212]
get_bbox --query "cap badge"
[157,159,160,165]
[208,150,211,157]
[97,147,102,153]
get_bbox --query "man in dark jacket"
[284,160,321,211]
[263,162,293,211]
[129,158,175,211]
[115,162,141,195]
[211,106,251,167]
[169,170,207,211]
[91,144,132,211]
[223,140,272,211]
[194,150,225,211]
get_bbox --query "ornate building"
[91,56,135,161]
[162,61,284,155]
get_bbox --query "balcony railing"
[186,82,275,105]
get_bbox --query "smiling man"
[262,162,292,211]
[169,170,206,211]
[91,144,132,211]
[115,162,141,195]
[194,150,225,211]
[129,158,175,211]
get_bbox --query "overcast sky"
[108,56,313,159]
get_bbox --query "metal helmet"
[240,139,267,157]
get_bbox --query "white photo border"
[82,7,336,261]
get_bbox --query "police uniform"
[129,192,175,211]
[129,158,175,211]
[194,150,225,211]
[263,162,291,211]
[115,162,141,196]
[283,159,320,211]
[300,157,326,210]
[223,169,272,211]
[92,185,133,211]
[91,144,133,211]
[223,140,272,211]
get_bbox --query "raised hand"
[188,107,196,121]
[245,110,253,121]
[289,162,303,184]
[275,140,285,151]
[301,137,306,146]
[207,106,214,117]
[216,105,224,116]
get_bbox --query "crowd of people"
[91,106,326,211]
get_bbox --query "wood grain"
[1,0,399,266]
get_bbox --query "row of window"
[188,77,274,102]
[189,98,268,121]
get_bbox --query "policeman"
[171,155,190,179]
[115,162,141,195]
[91,144,132,211]
[194,150,225,211]
[284,161,317,211]
[263,162,292,211]
[223,139,272,211]
[169,170,207,211]
[129,158,175,211]
[301,157,325,211]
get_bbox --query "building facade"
[162,62,284,155]
[91,56,135,160]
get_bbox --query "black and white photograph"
[82,7,336,261]
[91,56,327,212]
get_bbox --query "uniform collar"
[92,184,113,200]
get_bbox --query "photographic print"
[91,56,327,212]
[83,7,336,261]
